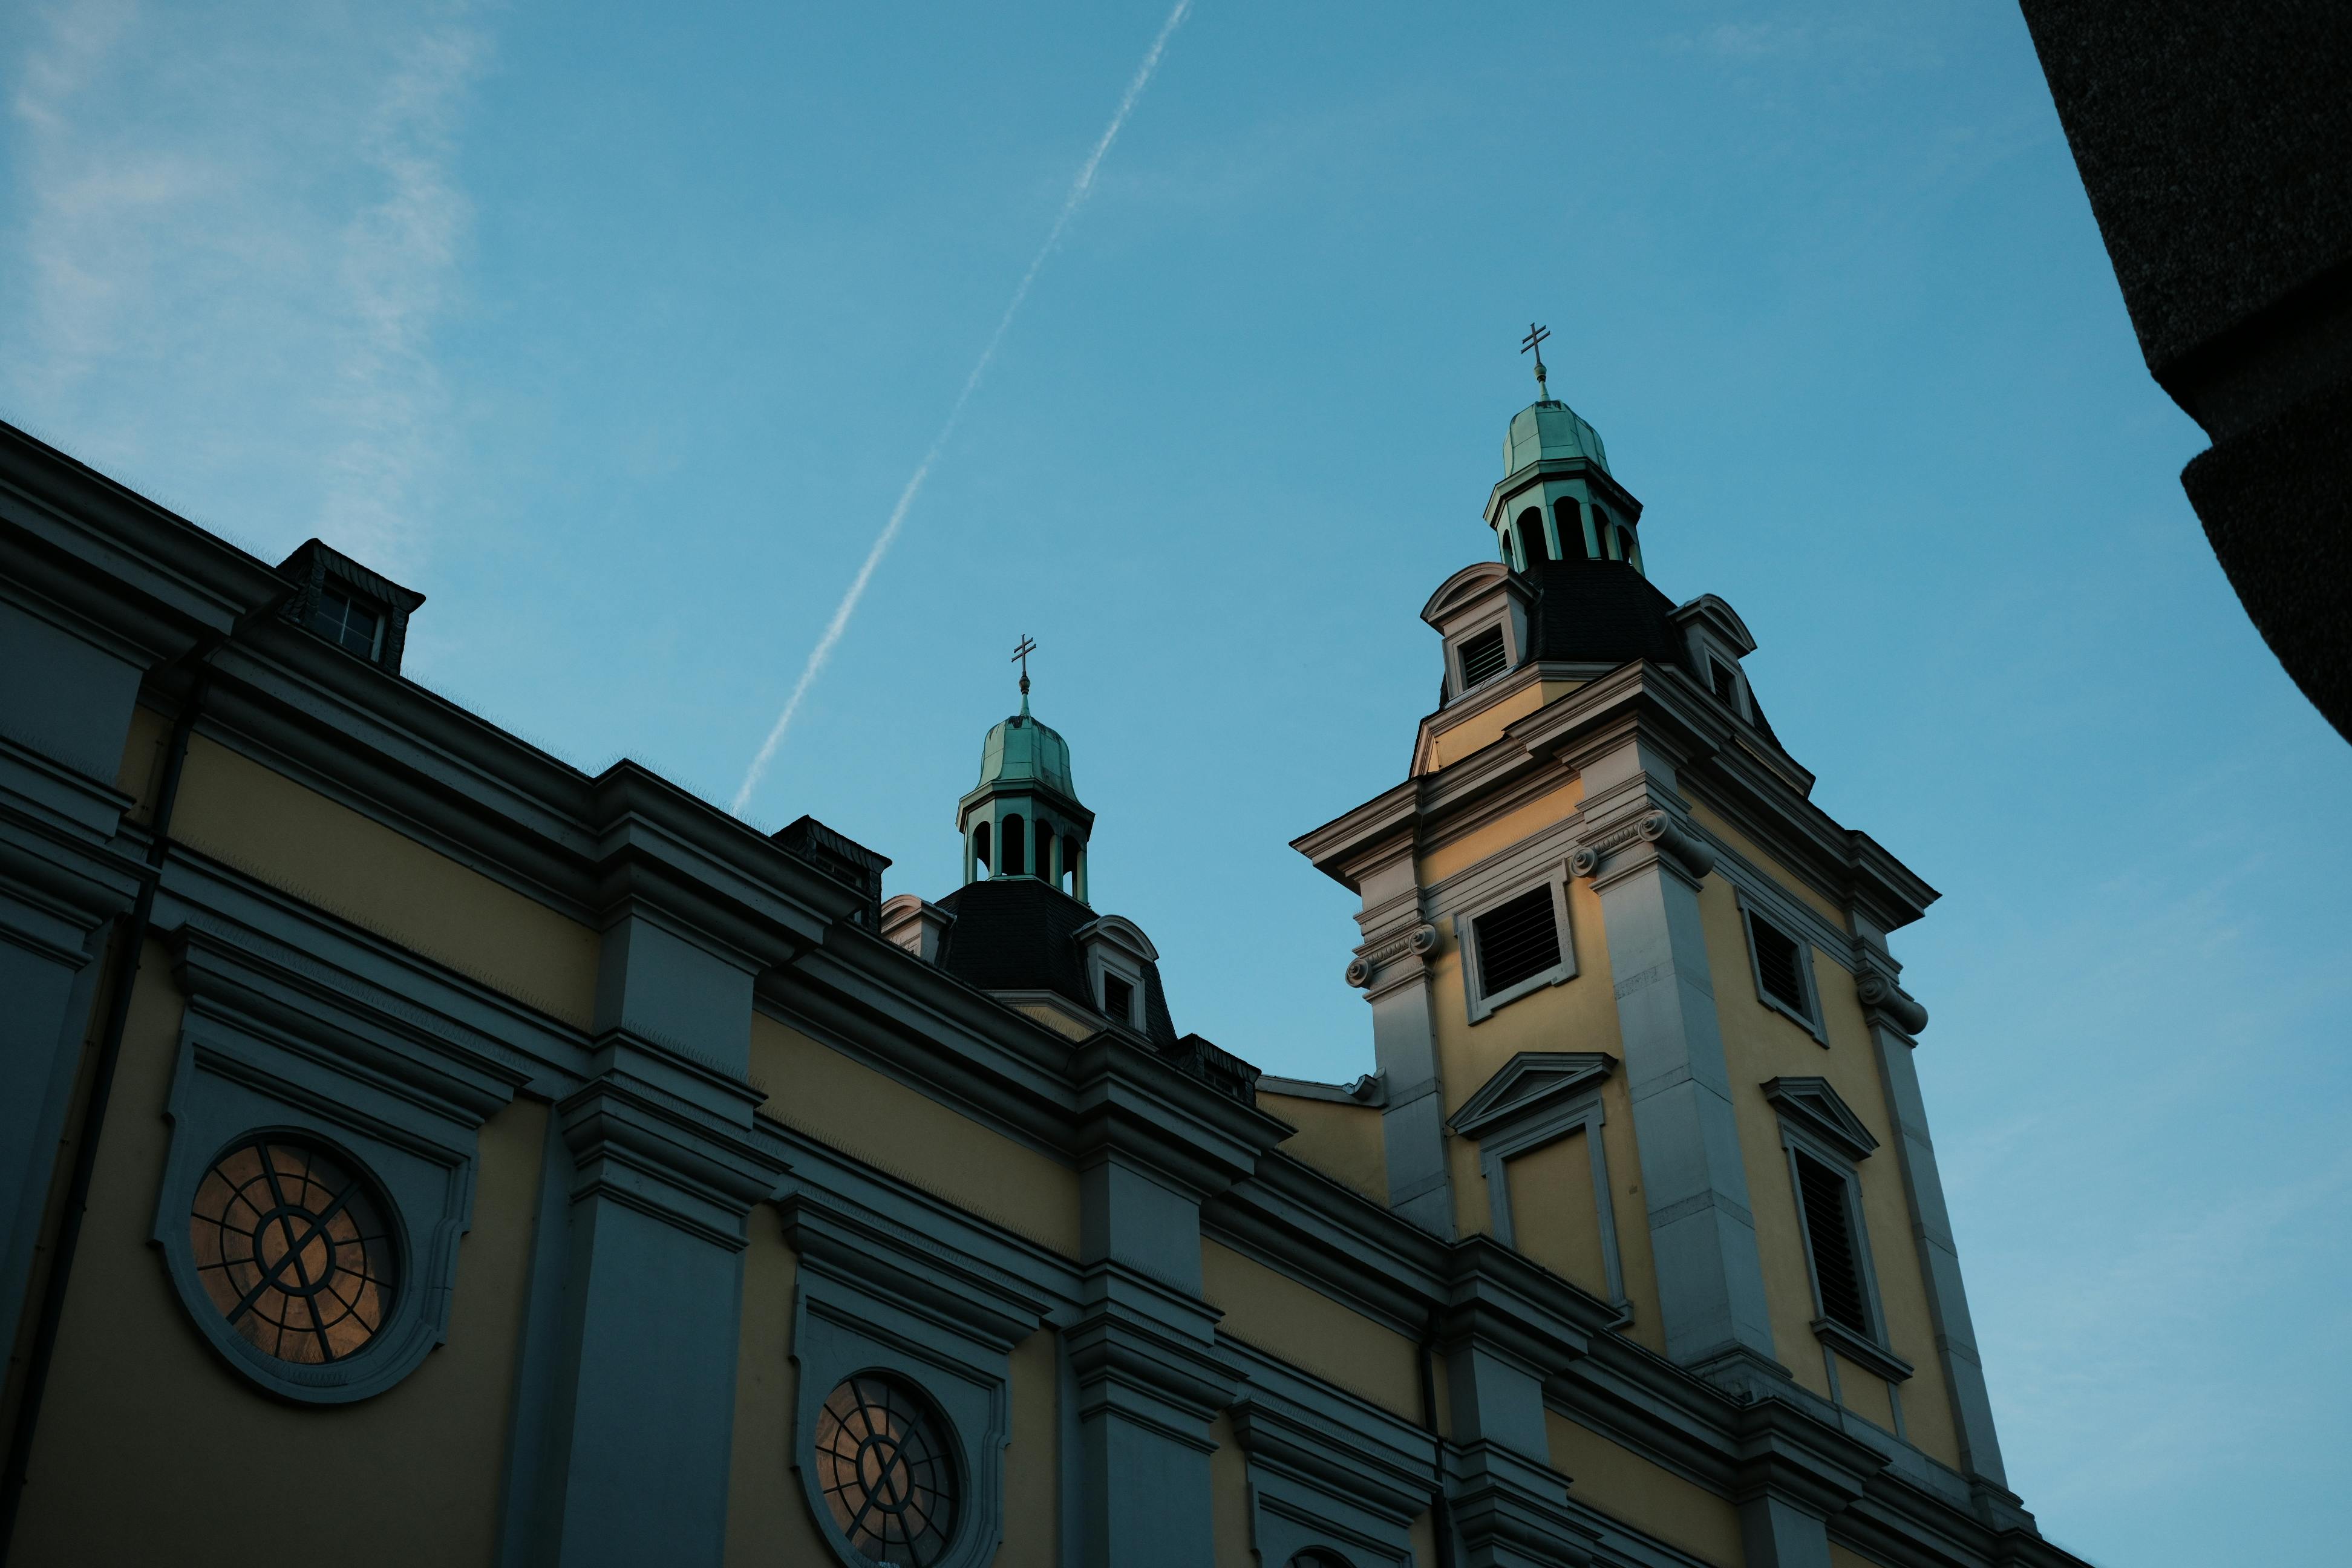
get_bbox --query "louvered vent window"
[1474,886,1561,998]
[1751,915,1808,1014]
[1101,973,1134,1026]
[1458,627,1508,691]
[1794,1151,1869,1334]
[1710,659,1737,703]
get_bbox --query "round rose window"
[188,1137,398,1365]
[812,1373,959,1566]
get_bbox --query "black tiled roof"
[1521,557,1690,671]
[933,877,1178,1047]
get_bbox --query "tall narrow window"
[1749,913,1808,1014]
[973,821,991,875]
[1593,505,1616,558]
[1794,1150,1870,1334]
[1062,834,1080,893]
[1618,525,1641,571]
[1457,626,1509,690]
[1473,886,1561,998]
[1709,658,1738,704]
[1001,815,1026,880]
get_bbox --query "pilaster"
[1572,737,1780,1381]
[1437,1246,1599,1568]
[531,1039,785,1568]
[1066,1031,1285,1568]
[531,887,785,1568]
[1348,849,1454,1238]
[1857,967,2011,1491]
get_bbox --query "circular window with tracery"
[188,1137,398,1365]
[812,1373,959,1567]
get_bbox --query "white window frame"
[1087,948,1145,1031]
[1739,896,1826,1044]
[1444,611,1519,701]
[1453,867,1576,1023]
[1777,1120,1913,1392]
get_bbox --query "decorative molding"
[1451,1055,1628,1316]
[1570,808,1716,886]
[1855,971,1930,1036]
[1347,921,1437,989]
[1760,1077,1880,1164]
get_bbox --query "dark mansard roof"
[932,877,1179,1048]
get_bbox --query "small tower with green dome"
[957,642,1094,901]
[1488,328,1648,575]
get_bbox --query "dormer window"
[315,586,385,659]
[275,539,423,675]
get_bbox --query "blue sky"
[5,3,2347,1562]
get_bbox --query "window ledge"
[1813,1317,1913,1383]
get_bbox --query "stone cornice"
[0,419,284,665]
[1293,658,1941,936]
[1068,1030,1291,1198]
[778,1187,1053,1352]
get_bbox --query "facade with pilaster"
[0,394,2092,1568]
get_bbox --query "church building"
[0,372,2096,1568]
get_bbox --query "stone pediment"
[1448,1051,1616,1140]
[1760,1076,1880,1161]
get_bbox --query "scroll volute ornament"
[1345,923,1439,988]
[1855,971,1930,1036]
[1572,809,1715,883]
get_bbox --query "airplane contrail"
[732,0,1194,816]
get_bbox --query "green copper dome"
[1504,400,1610,477]
[975,707,1077,799]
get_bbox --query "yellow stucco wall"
[749,1015,1082,1258]
[1422,682,1549,770]
[1200,1239,1421,1420]
[1259,1091,1387,1203]
[1506,1132,1611,1302]
[168,734,601,1028]
[1417,846,1672,1351]
[1830,1543,1889,1568]
[1545,1410,1742,1567]
[13,955,547,1566]
[113,700,172,822]
[1425,871,1619,1116]
[1002,1325,1061,1564]
[1687,801,1847,932]
[725,1212,834,1567]
[1693,871,1962,1468]
[1416,776,1586,887]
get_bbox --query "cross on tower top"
[1520,322,1552,399]
[1011,634,1037,709]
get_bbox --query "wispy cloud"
[730,0,1196,817]
[3,0,486,574]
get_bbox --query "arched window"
[1002,815,1026,880]
[1593,505,1619,559]
[1498,524,1513,565]
[1515,506,1549,564]
[1062,834,1080,893]
[973,821,991,876]
[1067,839,1085,900]
[1555,496,1592,558]
[1289,1551,1353,1568]
[1618,524,1641,571]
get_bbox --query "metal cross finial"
[1011,634,1037,703]
[1521,321,1551,397]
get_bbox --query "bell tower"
[955,639,1094,901]
[1491,323,1648,573]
